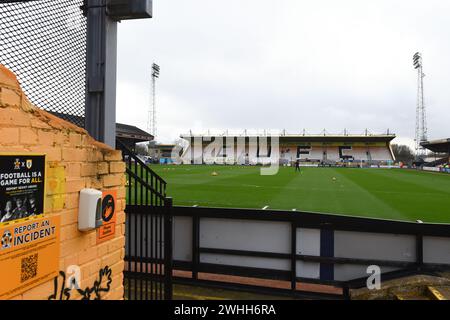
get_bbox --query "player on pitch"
[295,159,301,173]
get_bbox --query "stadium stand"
[180,131,396,166]
[324,147,340,163]
[369,147,393,161]
[421,138,450,170]
[308,148,324,161]
[349,147,369,162]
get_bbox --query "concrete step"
[395,293,431,300]
[427,286,450,300]
[350,274,450,300]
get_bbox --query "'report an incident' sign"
[0,215,60,299]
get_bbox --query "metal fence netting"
[0,0,87,127]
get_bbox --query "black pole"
[192,215,200,280]
[290,221,297,291]
[416,234,424,270]
[164,197,173,300]
[84,0,117,148]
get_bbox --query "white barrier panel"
[297,228,320,279]
[334,231,416,262]
[333,230,416,280]
[200,218,291,253]
[198,218,290,271]
[423,236,450,264]
[173,216,193,261]
[423,167,441,172]
[136,211,450,284]
[370,165,399,169]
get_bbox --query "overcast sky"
[116,0,450,146]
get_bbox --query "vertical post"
[222,136,226,165]
[104,16,117,148]
[291,222,297,291]
[126,153,132,299]
[190,137,194,165]
[133,174,138,299]
[343,285,350,300]
[320,229,334,281]
[139,165,143,300]
[416,234,423,271]
[192,215,200,280]
[164,197,173,300]
[85,0,117,148]
[149,63,160,138]
[144,168,149,300]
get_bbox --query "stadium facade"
[180,132,396,166]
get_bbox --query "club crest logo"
[1,230,13,250]
[14,159,21,170]
[26,159,33,169]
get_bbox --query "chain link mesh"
[0,0,87,128]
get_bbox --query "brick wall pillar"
[0,64,126,300]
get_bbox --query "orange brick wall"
[0,65,126,300]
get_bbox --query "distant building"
[50,112,154,152]
[149,144,177,164]
[116,123,154,151]
[421,138,450,167]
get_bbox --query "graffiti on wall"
[48,266,112,300]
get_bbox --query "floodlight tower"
[413,52,428,159]
[148,63,160,138]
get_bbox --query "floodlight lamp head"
[106,0,152,21]
[413,53,422,69]
[152,63,160,78]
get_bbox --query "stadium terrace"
[180,131,396,166]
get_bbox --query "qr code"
[21,254,38,283]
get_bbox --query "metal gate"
[118,140,173,300]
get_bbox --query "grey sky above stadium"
[116,0,450,146]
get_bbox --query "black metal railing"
[117,139,172,300]
[170,206,450,300]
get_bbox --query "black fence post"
[164,197,173,300]
[343,285,351,300]
[320,229,334,281]
[291,221,297,291]
[416,234,423,271]
[192,215,200,280]
[84,0,118,148]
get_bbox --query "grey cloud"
[116,0,450,143]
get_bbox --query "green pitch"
[150,165,450,223]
